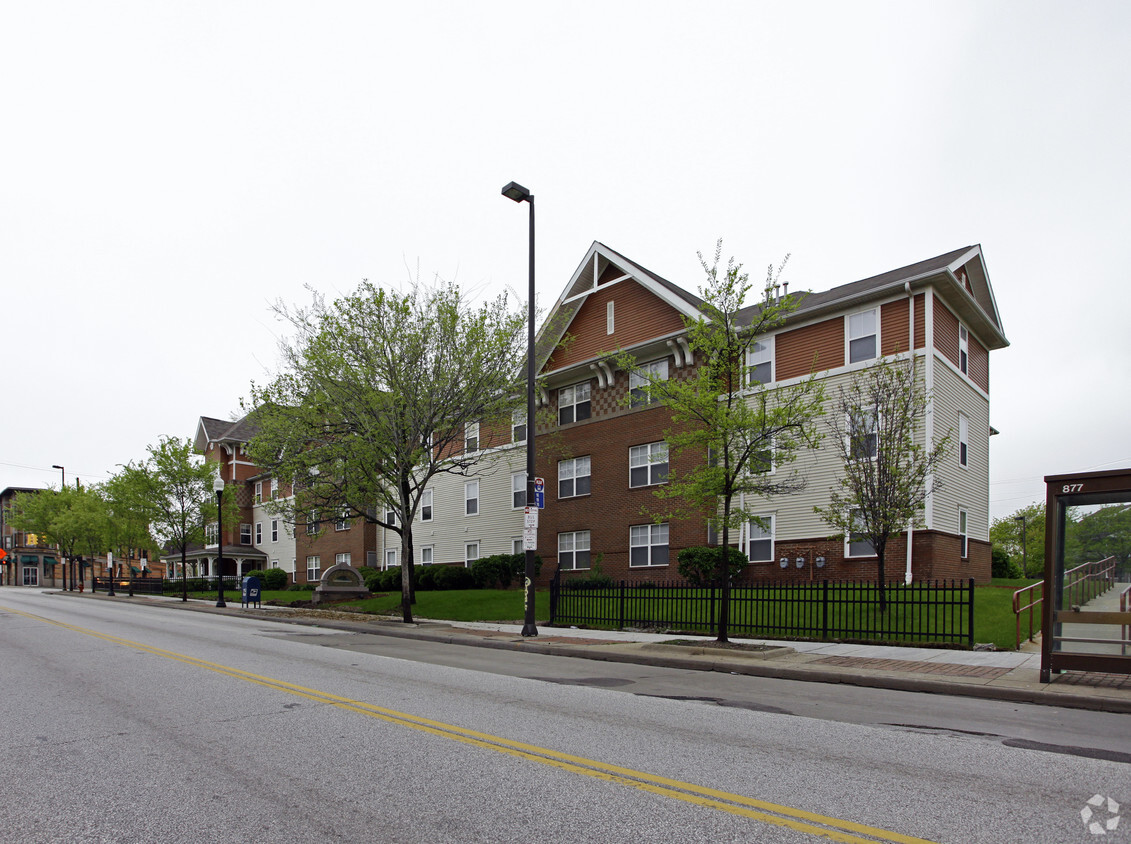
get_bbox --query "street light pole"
[502,180,538,638]
[1014,514,1028,577]
[52,465,65,489]
[214,473,227,608]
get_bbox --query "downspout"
[905,281,915,585]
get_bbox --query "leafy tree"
[815,356,949,611]
[133,437,231,601]
[989,502,1044,578]
[101,466,162,573]
[246,279,526,623]
[616,243,824,642]
[9,486,109,574]
[1067,504,1131,571]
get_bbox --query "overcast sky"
[3,2,1128,521]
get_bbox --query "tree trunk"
[875,546,888,612]
[717,493,733,643]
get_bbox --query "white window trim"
[607,300,615,335]
[629,523,670,568]
[465,480,479,516]
[846,409,879,463]
[959,324,969,376]
[747,515,774,563]
[958,413,969,469]
[846,308,879,365]
[558,381,592,425]
[746,336,774,387]
[512,472,527,509]
[255,522,262,545]
[959,508,969,559]
[420,545,434,566]
[384,548,398,569]
[558,530,592,571]
[421,488,433,522]
[629,359,669,407]
[629,442,668,488]
[845,510,876,559]
[558,456,591,499]
[254,481,263,504]
[512,409,527,444]
[336,552,352,566]
[271,520,279,542]
[465,542,480,567]
[465,421,480,453]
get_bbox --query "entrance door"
[23,567,39,586]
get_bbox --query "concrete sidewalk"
[51,589,1131,714]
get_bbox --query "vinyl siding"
[931,358,990,542]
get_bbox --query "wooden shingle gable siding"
[878,293,926,355]
[544,280,687,371]
[933,294,961,366]
[776,316,844,380]
[969,335,989,393]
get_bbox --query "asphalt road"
[2,589,1127,843]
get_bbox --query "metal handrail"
[1012,580,1043,650]
[1122,584,1131,656]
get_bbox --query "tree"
[815,356,949,610]
[989,502,1045,578]
[134,437,229,601]
[101,466,161,573]
[246,279,527,624]
[616,243,825,643]
[9,486,109,575]
[1067,504,1131,572]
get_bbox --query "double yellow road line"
[4,604,937,843]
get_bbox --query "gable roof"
[738,244,1007,350]
[193,412,262,454]
[536,241,705,370]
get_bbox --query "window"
[306,510,319,535]
[848,308,878,363]
[512,538,524,555]
[607,300,615,334]
[336,552,352,566]
[959,324,969,375]
[630,523,669,567]
[558,457,591,498]
[558,531,591,570]
[254,481,263,504]
[465,542,480,567]
[385,508,396,526]
[270,559,279,570]
[306,555,321,581]
[366,551,377,568]
[630,442,668,487]
[421,489,433,521]
[512,408,527,443]
[465,422,479,453]
[848,409,878,462]
[421,546,434,566]
[959,508,969,559]
[206,523,218,546]
[748,516,774,563]
[847,510,876,558]
[959,413,969,468]
[558,382,591,425]
[239,524,252,546]
[255,523,262,545]
[512,472,527,509]
[335,511,350,531]
[385,549,398,568]
[465,480,479,516]
[271,520,279,542]
[747,337,774,386]
[629,359,668,407]
[271,478,279,499]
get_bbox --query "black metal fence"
[549,577,975,646]
[90,576,243,595]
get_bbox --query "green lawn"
[179,583,1039,650]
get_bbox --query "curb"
[46,590,1131,714]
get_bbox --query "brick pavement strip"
[812,655,1011,680]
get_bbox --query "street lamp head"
[1014,515,1026,523]
[213,473,225,495]
[52,464,63,470]
[501,181,532,203]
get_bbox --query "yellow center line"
[3,604,938,844]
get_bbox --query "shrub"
[432,565,475,590]
[470,555,511,589]
[416,565,439,591]
[677,546,746,586]
[287,582,317,592]
[259,568,287,590]
[507,553,542,582]
[991,547,1023,579]
[561,553,614,589]
[361,567,384,591]
[243,569,267,583]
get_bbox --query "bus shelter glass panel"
[1042,470,1131,681]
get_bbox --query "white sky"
[3,2,1129,521]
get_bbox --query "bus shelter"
[1040,468,1131,683]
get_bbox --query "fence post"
[549,567,560,624]
[618,581,626,630]
[967,578,975,647]
[822,580,829,639]
[709,585,716,636]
